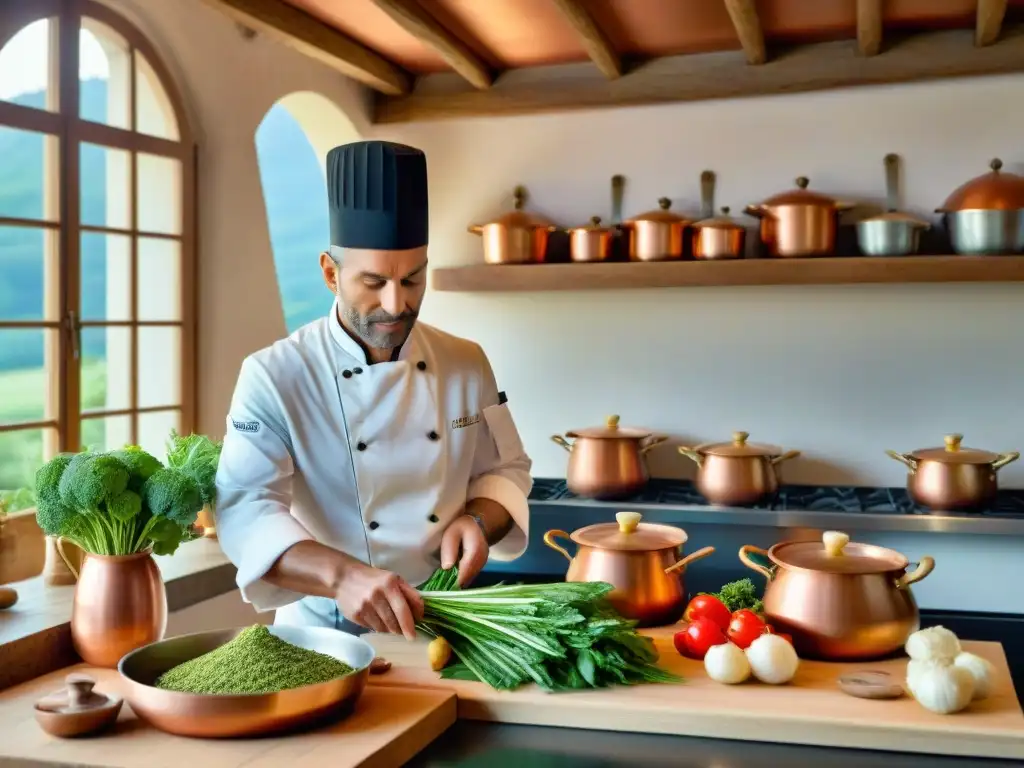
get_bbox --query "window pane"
[80,326,131,412]
[80,143,130,229]
[138,409,180,464]
[80,20,130,130]
[0,328,56,424]
[80,232,131,321]
[134,51,179,141]
[0,427,55,498]
[0,126,59,221]
[137,237,180,321]
[137,153,181,235]
[80,414,131,452]
[0,226,58,321]
[137,326,180,408]
[0,19,55,112]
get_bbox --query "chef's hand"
[335,563,423,640]
[441,515,488,588]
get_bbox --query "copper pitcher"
[58,541,168,668]
[468,186,557,264]
[552,415,668,499]
[886,433,1019,512]
[678,431,800,506]
[745,177,851,257]
[544,511,715,627]
[739,530,934,661]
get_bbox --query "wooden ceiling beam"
[200,0,411,95]
[549,0,623,79]
[723,0,767,65]
[857,0,883,56]
[370,0,493,90]
[976,0,1008,46]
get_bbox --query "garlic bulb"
[745,633,800,685]
[905,626,961,662]
[954,652,994,700]
[906,658,945,697]
[910,663,975,714]
[704,641,751,685]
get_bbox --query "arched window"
[0,0,195,512]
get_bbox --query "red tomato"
[673,617,727,660]
[682,595,732,631]
[727,609,767,649]
[777,633,793,645]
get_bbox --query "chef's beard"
[342,305,418,350]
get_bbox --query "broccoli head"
[141,467,203,527]
[34,491,84,539]
[35,454,74,505]
[107,489,142,523]
[58,453,130,511]
[109,446,163,492]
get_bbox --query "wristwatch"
[467,512,488,538]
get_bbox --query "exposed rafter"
[857,0,883,56]
[723,0,766,65]
[549,0,622,79]
[976,0,1008,46]
[200,0,411,94]
[370,0,493,90]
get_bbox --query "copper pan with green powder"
[117,624,377,738]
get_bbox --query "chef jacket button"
[368,521,380,530]
[427,430,439,441]
[357,441,367,451]
[416,360,427,371]
[342,369,352,379]
[353,367,363,374]
[428,514,439,523]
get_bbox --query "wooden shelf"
[431,256,1024,293]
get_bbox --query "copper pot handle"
[885,450,918,473]
[770,450,801,466]
[992,451,1020,471]
[56,537,80,581]
[896,556,935,589]
[543,530,573,562]
[551,435,573,452]
[468,224,483,235]
[677,446,704,467]
[739,545,773,581]
[640,435,668,455]
[664,545,715,575]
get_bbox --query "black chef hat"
[326,140,428,251]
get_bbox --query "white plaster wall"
[164,589,271,636]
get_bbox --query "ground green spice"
[154,625,355,694]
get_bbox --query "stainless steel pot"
[936,159,1024,255]
[856,154,929,257]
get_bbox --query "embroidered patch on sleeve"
[231,418,261,434]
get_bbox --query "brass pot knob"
[823,530,850,557]
[732,431,749,445]
[657,197,672,210]
[944,434,963,452]
[990,159,1003,173]
[606,414,621,429]
[616,511,642,534]
[512,186,526,210]
[795,177,809,189]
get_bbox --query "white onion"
[954,652,994,700]
[744,634,799,685]
[704,642,750,685]
[905,626,961,662]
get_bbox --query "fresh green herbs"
[416,567,681,693]
[33,433,222,557]
[701,578,764,614]
[154,625,354,695]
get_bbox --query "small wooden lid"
[34,673,121,716]
[838,670,905,700]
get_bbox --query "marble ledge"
[0,539,237,692]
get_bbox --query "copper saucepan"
[552,415,667,499]
[886,433,1019,512]
[620,198,691,261]
[468,186,557,264]
[565,216,617,262]
[544,511,715,627]
[745,177,852,257]
[691,170,746,260]
[739,530,935,661]
[678,431,800,507]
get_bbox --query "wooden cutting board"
[0,664,456,768]
[368,627,1024,760]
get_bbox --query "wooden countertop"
[0,539,237,691]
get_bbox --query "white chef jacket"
[214,299,533,628]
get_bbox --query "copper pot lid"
[695,431,783,458]
[568,215,614,234]
[626,198,689,224]
[571,511,687,552]
[756,177,842,208]
[693,206,745,231]
[938,159,1024,212]
[908,434,1001,465]
[565,414,653,440]
[770,531,908,574]
[475,186,554,230]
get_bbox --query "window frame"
[0,0,196,562]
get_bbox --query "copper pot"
[469,186,557,264]
[58,541,168,668]
[745,177,851,257]
[552,414,667,499]
[678,431,800,506]
[566,216,616,262]
[739,530,935,660]
[621,198,691,261]
[544,511,715,626]
[936,159,1024,254]
[692,207,747,260]
[886,433,1019,512]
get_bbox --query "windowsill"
[0,537,238,692]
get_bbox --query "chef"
[214,139,532,640]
